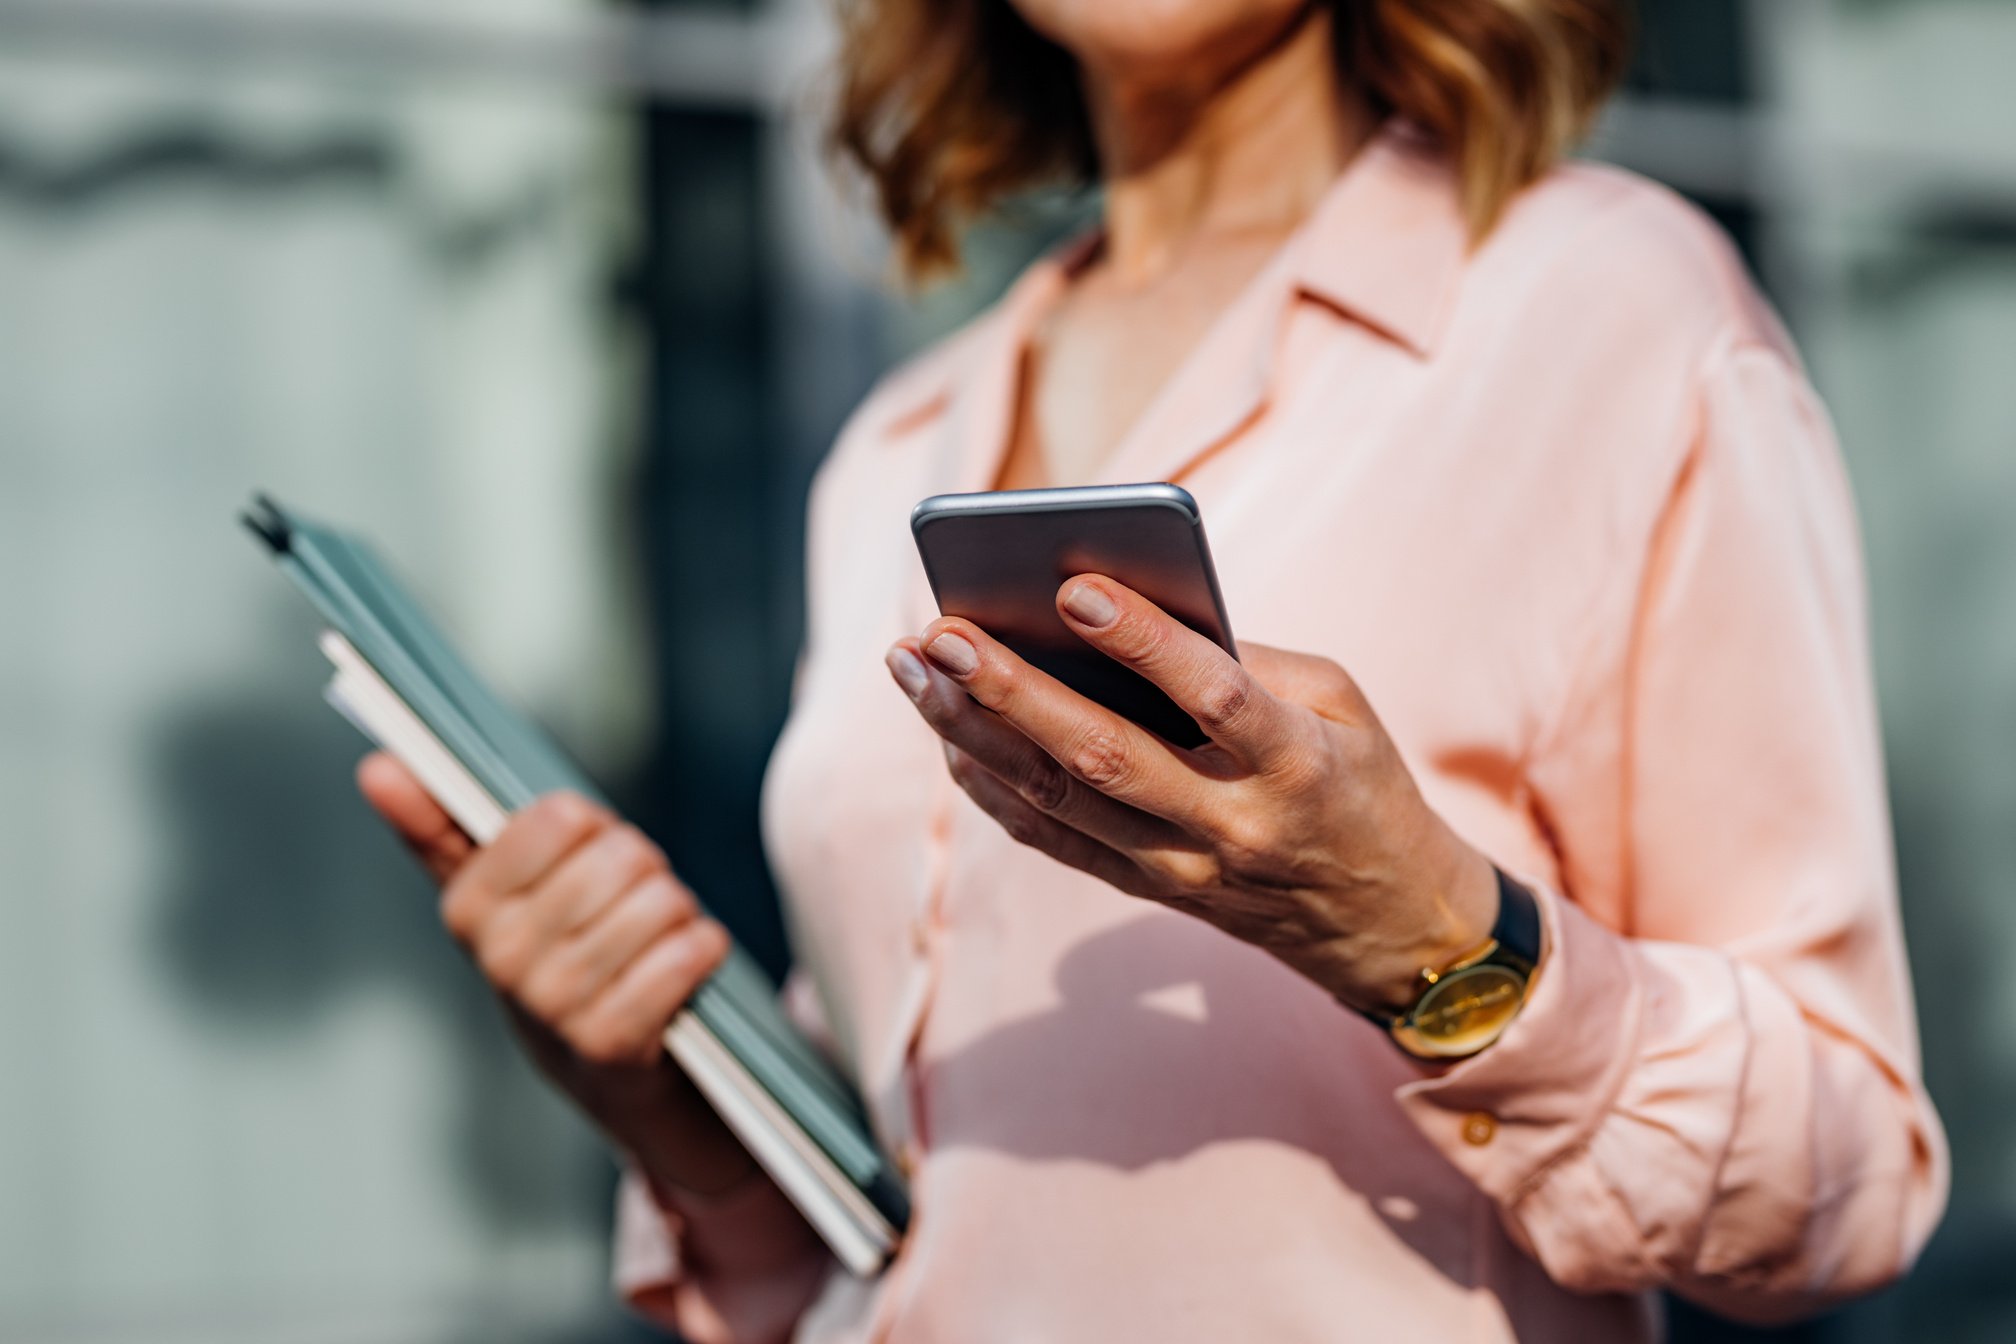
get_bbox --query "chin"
[1009,0,1314,83]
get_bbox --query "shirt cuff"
[1394,881,1643,1203]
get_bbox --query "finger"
[357,751,472,883]
[1057,577,1301,770]
[888,642,1187,851]
[494,821,668,959]
[461,792,609,898]
[946,749,1164,900]
[442,795,610,950]
[913,620,1202,824]
[512,871,699,1017]
[561,919,732,1067]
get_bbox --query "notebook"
[243,492,907,1276]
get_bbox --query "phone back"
[911,484,1234,748]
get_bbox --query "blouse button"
[1461,1112,1498,1147]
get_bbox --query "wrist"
[1352,839,1501,1012]
[1368,864,1544,1061]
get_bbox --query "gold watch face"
[1393,963,1528,1059]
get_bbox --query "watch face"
[1400,963,1528,1058]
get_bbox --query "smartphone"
[910,483,1236,748]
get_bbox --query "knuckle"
[1020,758,1072,814]
[1067,728,1132,791]
[627,872,692,933]
[475,923,534,989]
[603,825,664,882]
[970,659,1016,712]
[1211,813,1276,873]
[1114,610,1171,664]
[516,965,584,1024]
[659,876,701,928]
[663,868,701,912]
[1193,672,1254,735]
[1142,848,1215,894]
[534,791,596,834]
[685,921,732,978]
[1317,659,1359,708]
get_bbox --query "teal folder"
[243,492,908,1266]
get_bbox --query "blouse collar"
[873,118,1470,492]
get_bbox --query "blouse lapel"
[893,118,1469,620]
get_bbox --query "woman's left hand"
[885,575,1502,1015]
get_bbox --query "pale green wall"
[0,13,652,1341]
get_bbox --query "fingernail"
[886,646,930,700]
[924,630,979,677]
[1064,582,1117,628]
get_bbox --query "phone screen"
[911,484,1235,749]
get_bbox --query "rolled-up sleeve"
[614,971,838,1342]
[1398,336,1949,1322]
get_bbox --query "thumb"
[356,751,474,884]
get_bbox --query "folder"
[243,492,907,1276]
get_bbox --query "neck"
[1082,8,1372,287]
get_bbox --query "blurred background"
[0,0,2010,1340]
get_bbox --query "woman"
[362,0,1949,1338]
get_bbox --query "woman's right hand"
[356,751,756,1197]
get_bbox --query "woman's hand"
[884,577,1502,1014]
[356,753,754,1197]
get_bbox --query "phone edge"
[909,482,1202,534]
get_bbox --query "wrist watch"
[1361,868,1544,1060]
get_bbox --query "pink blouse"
[613,122,1948,1342]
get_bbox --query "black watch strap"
[1491,868,1542,968]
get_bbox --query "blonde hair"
[830,0,1632,278]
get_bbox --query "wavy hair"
[830,0,1631,278]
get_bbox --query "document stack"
[244,493,907,1276]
